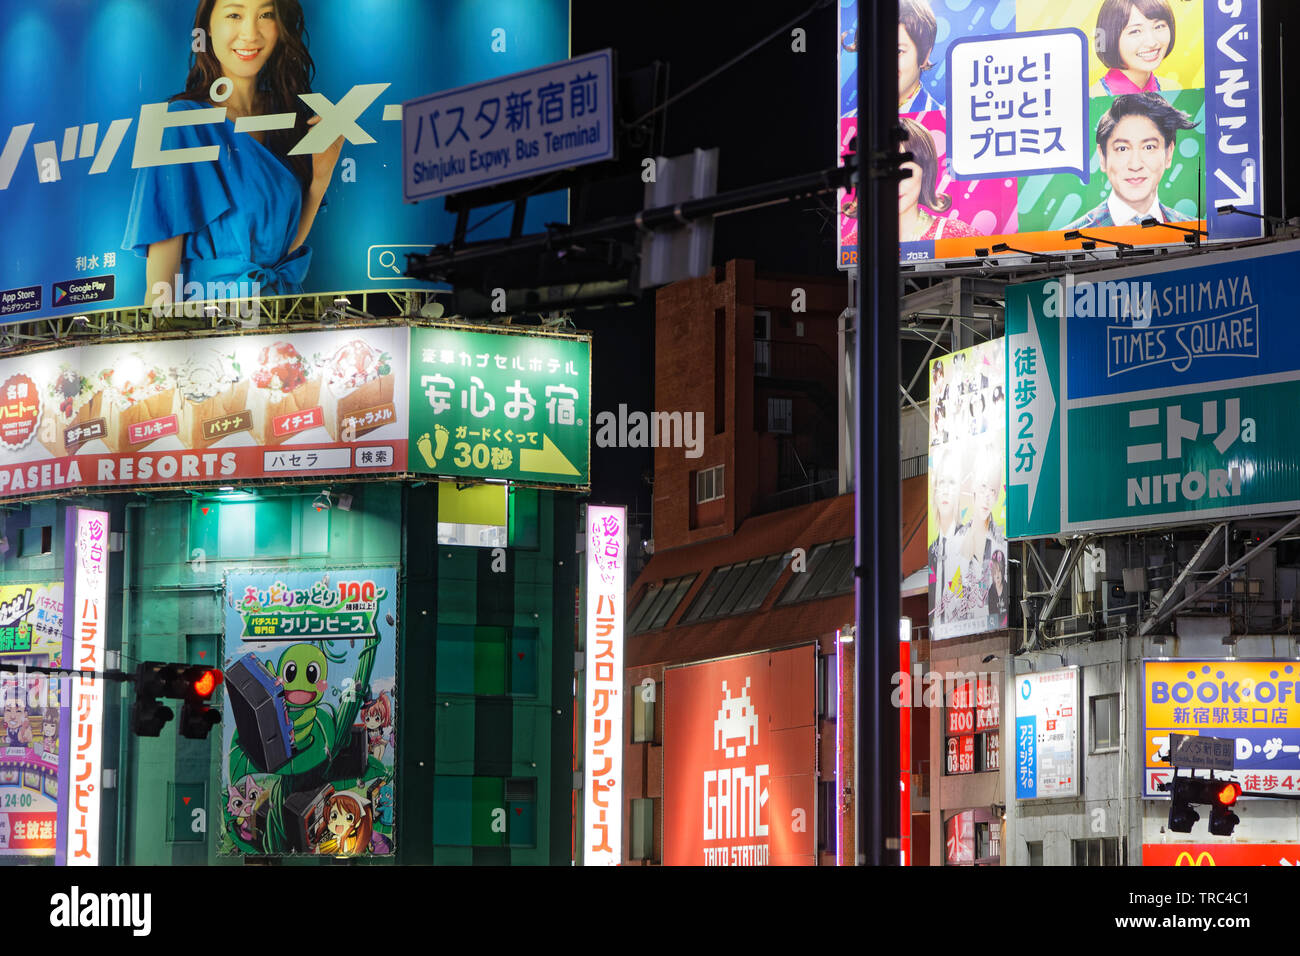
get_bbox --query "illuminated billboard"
[855,0,1263,267]
[663,646,816,866]
[583,505,625,865]
[1143,660,1300,798]
[928,338,1008,639]
[1007,241,1300,538]
[0,0,568,322]
[1015,668,1079,799]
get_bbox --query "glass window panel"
[648,575,696,631]
[779,543,831,605]
[699,563,746,619]
[739,555,786,611]
[681,567,727,623]
[709,560,762,618]
[627,584,665,634]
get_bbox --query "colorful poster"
[0,0,569,322]
[220,568,397,857]
[410,326,591,487]
[1007,241,1300,537]
[928,338,1008,639]
[885,0,1261,264]
[0,582,63,858]
[1143,660,1300,798]
[0,326,409,498]
[663,646,817,866]
[836,0,859,270]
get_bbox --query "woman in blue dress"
[124,0,343,307]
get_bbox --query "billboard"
[663,646,816,866]
[1143,843,1300,866]
[1143,660,1300,798]
[0,582,63,858]
[1015,668,1078,799]
[859,0,1263,267]
[0,0,569,322]
[582,505,624,865]
[1007,241,1300,538]
[928,338,1008,639]
[220,567,397,856]
[836,0,858,269]
[409,326,590,486]
[0,326,409,498]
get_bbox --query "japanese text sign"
[1144,660,1300,798]
[583,505,625,865]
[410,325,591,487]
[1015,668,1077,800]
[1007,241,1300,537]
[404,50,614,202]
[56,508,108,866]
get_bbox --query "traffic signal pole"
[855,0,902,865]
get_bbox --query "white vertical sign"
[60,507,108,865]
[583,504,625,865]
[1014,668,1078,800]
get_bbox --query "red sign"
[945,811,974,864]
[272,405,324,437]
[663,646,816,866]
[127,413,178,445]
[0,812,56,852]
[976,677,999,731]
[0,374,40,451]
[1143,843,1300,866]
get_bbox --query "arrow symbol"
[198,650,206,659]
[201,507,210,515]
[182,797,190,805]
[519,434,579,476]
[515,807,522,815]
[517,652,524,660]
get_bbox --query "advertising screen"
[1015,668,1078,799]
[853,0,1263,266]
[0,582,63,858]
[0,0,569,322]
[663,645,816,866]
[1143,660,1300,798]
[928,338,1008,639]
[220,567,398,857]
[1007,241,1299,538]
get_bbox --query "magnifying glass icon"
[378,250,401,275]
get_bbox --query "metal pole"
[855,0,901,865]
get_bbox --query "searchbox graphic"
[53,275,115,308]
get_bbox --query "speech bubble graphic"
[946,29,1089,184]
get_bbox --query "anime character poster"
[220,568,397,857]
[928,339,1009,639]
[0,582,64,857]
[878,0,1261,264]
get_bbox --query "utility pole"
[855,0,902,865]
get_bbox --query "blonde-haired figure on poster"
[960,449,1006,620]
[929,442,970,631]
[1089,0,1177,97]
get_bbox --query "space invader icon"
[714,676,759,758]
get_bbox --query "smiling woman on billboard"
[123,0,344,307]
[899,118,979,242]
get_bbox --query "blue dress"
[123,99,312,295]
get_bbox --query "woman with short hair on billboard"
[899,118,980,243]
[123,0,344,309]
[1090,0,1177,97]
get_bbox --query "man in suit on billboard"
[1067,92,1198,230]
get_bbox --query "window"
[696,464,725,504]
[19,526,52,557]
[188,496,330,560]
[818,780,837,853]
[630,798,655,860]
[679,553,787,624]
[627,574,696,634]
[1027,841,1044,866]
[631,681,657,743]
[1091,694,1119,752]
[1073,837,1125,866]
[818,651,838,719]
[767,397,792,434]
[778,539,855,605]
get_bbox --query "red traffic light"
[1215,781,1241,807]
[192,669,218,697]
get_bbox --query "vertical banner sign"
[0,582,64,857]
[928,338,1009,638]
[1014,668,1077,800]
[583,505,625,865]
[220,568,398,857]
[57,508,108,865]
[1008,241,1300,537]
[836,0,859,270]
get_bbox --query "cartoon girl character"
[3,694,32,749]
[123,0,345,307]
[316,791,373,856]
[1090,0,1176,97]
[361,691,393,761]
[226,775,264,843]
[39,713,58,760]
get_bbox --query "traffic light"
[1166,774,1241,836]
[131,661,223,739]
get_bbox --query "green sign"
[169,783,206,844]
[408,326,590,487]
[240,609,378,640]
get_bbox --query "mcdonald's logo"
[1174,851,1216,866]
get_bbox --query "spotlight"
[312,490,332,512]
